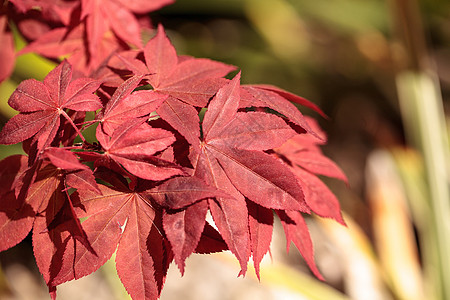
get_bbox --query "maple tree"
[0,1,347,299]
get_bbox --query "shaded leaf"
[115,193,160,300]
[156,97,201,152]
[163,200,208,274]
[0,190,35,252]
[248,200,273,280]
[277,210,323,280]
[194,222,228,254]
[147,176,228,209]
[43,148,88,171]
[96,120,184,181]
[0,155,29,196]
[66,170,102,195]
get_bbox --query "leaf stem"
[60,109,87,143]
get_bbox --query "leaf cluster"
[0,1,346,299]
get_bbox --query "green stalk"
[396,72,450,300]
[389,0,450,298]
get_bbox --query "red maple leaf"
[187,73,313,275]
[18,21,127,76]
[109,0,174,13]
[147,176,230,274]
[247,200,273,280]
[145,25,234,106]
[42,147,101,194]
[0,15,15,83]
[30,165,94,292]
[0,60,102,157]
[277,210,324,279]
[9,0,79,25]
[80,0,174,51]
[111,25,236,107]
[97,75,168,136]
[93,117,185,181]
[81,0,144,54]
[69,174,225,299]
[13,0,174,76]
[0,156,96,296]
[247,84,328,118]
[0,155,33,252]
[275,117,347,225]
[241,84,321,137]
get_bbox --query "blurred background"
[1,0,450,299]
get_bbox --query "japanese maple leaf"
[145,176,230,274]
[277,120,346,180]
[119,24,235,107]
[198,73,309,212]
[0,148,100,263]
[0,156,96,298]
[6,150,100,295]
[9,111,89,204]
[81,0,142,60]
[110,0,174,13]
[162,201,208,274]
[15,0,174,76]
[18,21,126,76]
[17,24,84,62]
[247,200,273,280]
[0,155,33,252]
[247,84,328,118]
[240,84,322,138]
[275,117,347,225]
[43,182,164,297]
[80,0,173,55]
[30,165,94,294]
[93,118,185,181]
[97,75,168,136]
[67,175,224,300]
[186,73,310,274]
[42,147,101,194]
[9,0,79,25]
[0,15,15,83]
[277,210,324,280]
[0,60,102,157]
